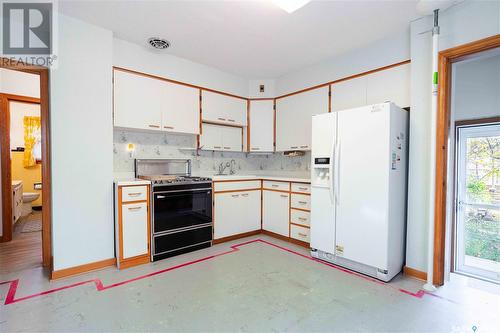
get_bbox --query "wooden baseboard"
[288,237,310,249]
[260,229,289,242]
[213,230,261,244]
[403,266,427,281]
[119,255,150,270]
[51,258,116,280]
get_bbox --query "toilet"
[22,192,40,217]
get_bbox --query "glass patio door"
[455,124,500,283]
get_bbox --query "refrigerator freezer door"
[310,186,336,254]
[335,104,390,270]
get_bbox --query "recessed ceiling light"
[271,0,311,13]
[147,37,171,50]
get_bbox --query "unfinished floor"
[1,235,499,332]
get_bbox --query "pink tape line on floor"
[0,239,450,306]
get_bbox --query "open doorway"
[0,63,52,277]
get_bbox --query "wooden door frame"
[0,60,52,270]
[433,34,500,286]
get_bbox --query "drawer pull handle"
[271,184,279,188]
[128,206,142,211]
[217,117,226,121]
[290,146,298,149]
[300,145,308,148]
[128,192,142,196]
[298,217,307,221]
[164,125,175,129]
[241,193,249,197]
[298,201,308,204]
[251,147,260,150]
[280,194,288,198]
[214,146,222,149]
[224,147,231,149]
[148,124,160,128]
[298,232,307,237]
[231,194,239,198]
[298,187,308,191]
[228,119,235,122]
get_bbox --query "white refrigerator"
[310,102,408,282]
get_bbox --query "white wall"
[50,15,114,270]
[275,29,410,95]
[10,102,41,150]
[452,54,500,121]
[248,79,276,99]
[0,69,40,98]
[407,0,500,273]
[113,38,248,97]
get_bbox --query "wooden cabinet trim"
[214,188,262,194]
[290,222,310,229]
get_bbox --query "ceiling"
[59,1,421,79]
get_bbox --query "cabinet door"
[239,191,261,232]
[222,126,243,152]
[331,76,367,112]
[113,70,162,131]
[121,202,149,259]
[162,82,200,134]
[276,86,329,151]
[366,64,410,108]
[200,123,223,150]
[202,91,247,126]
[249,100,274,152]
[262,190,289,236]
[214,190,261,239]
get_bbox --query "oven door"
[153,188,212,234]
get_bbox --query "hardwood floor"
[0,211,42,274]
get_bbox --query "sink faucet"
[229,159,236,175]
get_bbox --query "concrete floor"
[1,235,499,332]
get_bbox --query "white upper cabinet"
[331,76,367,112]
[200,123,242,152]
[114,70,163,131]
[331,63,410,112]
[113,69,200,135]
[201,90,247,126]
[249,100,274,152]
[275,86,329,151]
[162,82,200,135]
[366,63,410,108]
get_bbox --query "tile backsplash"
[113,129,310,176]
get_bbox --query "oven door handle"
[155,188,212,197]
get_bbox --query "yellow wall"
[11,152,42,206]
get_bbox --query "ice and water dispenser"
[312,157,331,187]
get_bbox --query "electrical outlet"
[259,84,265,93]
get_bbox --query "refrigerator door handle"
[334,139,340,205]
[329,137,335,205]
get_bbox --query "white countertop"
[114,178,151,186]
[198,173,310,183]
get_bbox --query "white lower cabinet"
[214,190,261,239]
[121,202,149,259]
[262,190,289,237]
[115,183,151,269]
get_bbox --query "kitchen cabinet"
[275,86,329,151]
[115,182,151,269]
[113,69,200,135]
[200,123,242,152]
[202,90,247,126]
[331,76,367,112]
[162,82,200,134]
[249,100,274,152]
[114,70,163,131]
[366,64,410,108]
[331,63,410,112]
[214,189,261,239]
[262,190,289,237]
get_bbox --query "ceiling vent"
[147,37,170,50]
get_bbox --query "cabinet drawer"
[291,194,310,210]
[263,181,289,191]
[290,225,310,243]
[121,186,148,202]
[291,183,310,194]
[290,209,310,227]
[214,180,261,192]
